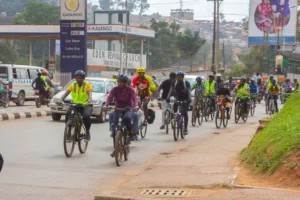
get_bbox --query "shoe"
[135,134,140,141]
[160,125,165,130]
[184,129,188,135]
[110,150,115,157]
[86,131,91,141]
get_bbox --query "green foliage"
[238,47,260,76]
[241,94,300,174]
[0,40,17,64]
[224,64,244,77]
[176,29,206,72]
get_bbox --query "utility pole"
[204,51,206,70]
[212,0,216,72]
[222,42,225,71]
[215,0,220,72]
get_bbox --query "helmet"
[196,76,202,82]
[285,78,290,82]
[269,74,274,79]
[208,74,214,78]
[136,67,145,73]
[74,70,86,78]
[41,70,48,75]
[240,77,246,82]
[216,73,222,77]
[117,74,127,82]
[113,74,117,78]
[176,71,184,76]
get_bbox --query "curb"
[0,111,52,121]
[95,196,139,200]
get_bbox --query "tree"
[0,40,17,64]
[112,0,149,14]
[176,29,206,72]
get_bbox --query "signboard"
[60,0,87,75]
[87,49,146,69]
[248,0,297,45]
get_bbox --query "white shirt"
[253,75,262,82]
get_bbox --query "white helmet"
[216,73,222,77]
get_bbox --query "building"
[170,9,194,20]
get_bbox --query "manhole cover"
[141,189,187,196]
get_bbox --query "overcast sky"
[88,0,250,21]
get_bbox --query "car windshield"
[64,80,105,93]
[185,77,196,86]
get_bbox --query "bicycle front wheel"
[215,109,222,129]
[234,105,240,124]
[115,130,124,167]
[63,120,76,157]
[198,107,203,125]
[250,101,255,116]
[191,108,196,127]
[78,125,88,154]
[173,115,179,141]
[165,110,170,134]
[180,116,185,139]
[204,102,209,122]
[140,124,147,138]
[223,110,229,128]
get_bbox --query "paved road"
[0,102,37,113]
[0,103,272,200]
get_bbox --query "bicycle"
[164,98,175,135]
[203,96,215,122]
[234,95,250,124]
[249,94,257,116]
[192,96,204,126]
[137,95,149,139]
[268,95,277,115]
[62,102,89,157]
[172,101,188,141]
[111,107,132,167]
[215,96,230,129]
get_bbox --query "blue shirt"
[249,84,259,94]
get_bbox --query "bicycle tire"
[165,110,170,134]
[3,93,9,108]
[215,109,222,129]
[250,101,255,116]
[63,120,75,157]
[140,124,147,138]
[180,116,185,139]
[265,101,269,114]
[115,130,124,167]
[191,108,196,127]
[210,110,215,121]
[198,108,203,125]
[78,125,88,154]
[173,115,179,141]
[223,111,229,128]
[234,104,240,124]
[269,102,274,115]
[204,102,209,122]
[124,134,130,161]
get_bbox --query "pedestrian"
[253,72,262,82]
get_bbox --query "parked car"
[50,77,116,123]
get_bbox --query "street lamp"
[124,0,128,75]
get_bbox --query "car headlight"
[51,98,60,103]
[92,100,102,105]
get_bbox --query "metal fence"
[52,71,72,87]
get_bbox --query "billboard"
[87,49,146,69]
[248,0,297,45]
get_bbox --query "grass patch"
[240,94,300,174]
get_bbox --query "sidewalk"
[95,122,300,200]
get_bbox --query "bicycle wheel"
[63,120,76,157]
[165,110,170,134]
[210,109,215,121]
[250,101,255,116]
[78,125,88,154]
[191,108,197,127]
[234,104,240,124]
[204,103,209,122]
[140,124,147,139]
[242,109,248,122]
[269,102,274,115]
[124,134,130,161]
[115,130,124,167]
[180,116,185,139]
[265,101,269,114]
[223,110,229,128]
[173,115,179,141]
[198,107,203,125]
[215,109,222,129]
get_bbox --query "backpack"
[174,80,187,91]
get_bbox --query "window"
[0,66,8,79]
[106,82,113,93]
[118,13,123,24]
[13,68,29,79]
[29,69,39,80]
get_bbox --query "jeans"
[109,110,138,136]
[173,101,189,129]
[65,105,93,131]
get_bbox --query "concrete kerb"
[95,196,139,200]
[0,110,51,121]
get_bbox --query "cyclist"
[216,82,231,119]
[234,78,250,115]
[132,68,157,125]
[257,78,263,87]
[192,76,206,117]
[205,74,218,111]
[41,70,54,99]
[31,72,46,97]
[249,79,259,107]
[264,75,275,100]
[246,77,251,84]
[112,74,117,83]
[226,76,236,91]
[103,75,139,156]
[215,73,223,91]
[59,70,93,140]
[268,79,280,112]
[158,72,176,130]
[166,71,192,135]
[281,78,292,93]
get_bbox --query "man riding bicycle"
[249,79,259,107]
[216,82,231,119]
[166,71,192,135]
[103,75,139,156]
[205,74,218,111]
[268,79,280,112]
[158,72,176,130]
[59,70,93,140]
[32,72,46,98]
[281,78,292,93]
[234,78,250,114]
[41,70,54,99]
[132,67,156,125]
[192,76,206,116]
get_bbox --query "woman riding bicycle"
[234,78,250,114]
[216,82,231,119]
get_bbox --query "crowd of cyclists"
[57,69,300,159]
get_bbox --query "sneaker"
[135,134,140,141]
[160,125,165,130]
[110,150,115,157]
[86,131,91,141]
[184,129,189,135]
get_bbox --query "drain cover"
[141,189,187,196]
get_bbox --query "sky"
[88,0,250,22]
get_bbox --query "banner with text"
[87,49,146,69]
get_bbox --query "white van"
[0,64,46,106]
